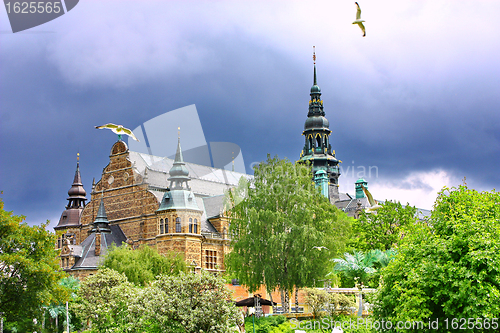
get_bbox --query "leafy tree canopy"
[226,156,352,305]
[375,184,500,331]
[100,244,187,286]
[73,269,241,333]
[349,200,418,251]
[0,198,66,325]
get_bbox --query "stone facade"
[56,140,232,277]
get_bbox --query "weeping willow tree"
[225,155,352,313]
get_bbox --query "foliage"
[304,288,330,318]
[333,251,376,287]
[349,200,418,251]
[100,244,187,286]
[0,198,66,328]
[332,249,396,288]
[245,315,291,333]
[374,184,500,332]
[44,276,82,332]
[226,156,352,311]
[329,293,356,315]
[304,288,356,319]
[74,268,241,333]
[143,270,242,332]
[72,268,137,331]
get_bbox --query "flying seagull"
[312,246,329,251]
[353,2,366,37]
[361,184,382,213]
[95,123,139,142]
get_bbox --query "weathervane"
[313,46,316,65]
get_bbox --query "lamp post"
[66,301,69,333]
[248,307,255,333]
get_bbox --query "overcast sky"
[1,0,499,229]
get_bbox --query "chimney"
[95,233,101,256]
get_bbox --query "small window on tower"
[165,218,169,233]
[160,218,164,234]
[316,135,322,149]
[189,218,193,233]
[194,219,198,233]
[176,217,181,233]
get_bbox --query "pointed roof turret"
[92,197,111,233]
[55,153,87,229]
[67,160,87,202]
[299,47,342,203]
[168,129,190,190]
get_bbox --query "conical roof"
[67,162,87,199]
[168,138,190,189]
[92,198,111,232]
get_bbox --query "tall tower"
[299,48,341,203]
[156,131,204,271]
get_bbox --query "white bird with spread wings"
[353,2,366,37]
[95,123,140,142]
[361,184,382,213]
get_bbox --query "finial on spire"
[178,127,180,140]
[77,152,80,163]
[312,46,317,86]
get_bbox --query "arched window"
[176,217,181,233]
[316,135,322,149]
[308,136,313,149]
[165,218,169,233]
[324,135,328,148]
[159,218,164,234]
[194,218,198,233]
[189,218,193,233]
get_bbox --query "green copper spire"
[92,197,111,232]
[168,129,190,190]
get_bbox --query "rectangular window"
[160,219,164,234]
[205,250,217,270]
[176,217,181,233]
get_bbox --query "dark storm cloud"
[1,0,499,225]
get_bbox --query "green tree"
[0,198,66,329]
[73,268,241,333]
[101,244,187,286]
[143,271,242,332]
[304,288,330,318]
[226,156,352,312]
[72,268,139,332]
[374,184,500,332]
[332,249,396,288]
[349,200,418,251]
